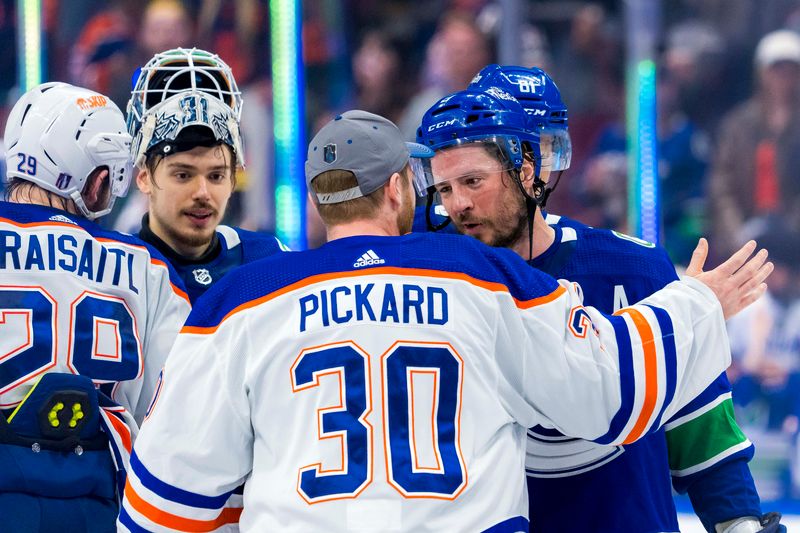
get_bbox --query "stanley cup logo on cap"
[324,143,337,164]
[306,110,433,205]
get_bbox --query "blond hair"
[309,169,388,226]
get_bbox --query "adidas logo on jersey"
[48,214,76,224]
[353,249,385,268]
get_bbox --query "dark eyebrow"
[166,162,229,172]
[165,162,197,172]
[457,172,483,181]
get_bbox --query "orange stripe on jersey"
[616,308,659,445]
[103,408,132,453]
[0,216,85,231]
[0,217,147,253]
[95,239,190,305]
[124,479,242,532]
[0,217,190,305]
[149,257,191,305]
[515,285,566,309]
[182,267,566,335]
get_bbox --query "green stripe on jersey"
[666,398,748,475]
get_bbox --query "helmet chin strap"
[511,164,547,262]
[538,169,565,209]
[425,189,452,232]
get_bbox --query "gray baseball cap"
[306,110,434,204]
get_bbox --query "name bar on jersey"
[299,282,448,332]
[0,229,139,293]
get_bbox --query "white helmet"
[4,82,133,219]
[127,47,244,168]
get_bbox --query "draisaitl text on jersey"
[0,229,141,293]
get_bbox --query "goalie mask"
[4,82,133,220]
[127,47,244,168]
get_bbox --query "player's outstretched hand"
[685,238,773,320]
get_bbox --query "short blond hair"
[310,169,387,226]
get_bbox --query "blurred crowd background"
[2,0,800,509]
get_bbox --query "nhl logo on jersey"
[192,268,213,285]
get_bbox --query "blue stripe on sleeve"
[118,504,151,533]
[130,450,234,510]
[481,516,529,532]
[593,315,635,445]
[646,304,676,430]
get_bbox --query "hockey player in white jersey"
[0,83,191,532]
[121,110,770,532]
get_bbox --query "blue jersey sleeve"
[535,223,761,531]
[667,372,760,530]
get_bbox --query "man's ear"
[520,157,536,183]
[386,171,405,206]
[135,168,152,194]
[88,169,105,199]
[83,168,110,210]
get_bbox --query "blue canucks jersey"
[526,214,759,533]
[138,216,287,304]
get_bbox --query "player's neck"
[326,218,400,241]
[9,185,79,216]
[509,209,555,261]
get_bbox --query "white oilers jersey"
[121,233,731,532]
[0,202,191,449]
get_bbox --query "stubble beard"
[155,203,222,253]
[489,208,529,250]
[454,193,529,250]
[397,196,415,235]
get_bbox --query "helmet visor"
[405,141,435,197]
[409,155,435,197]
[539,127,572,172]
[420,139,515,195]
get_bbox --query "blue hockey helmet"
[416,87,540,189]
[416,87,543,235]
[469,64,571,172]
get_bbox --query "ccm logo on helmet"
[76,95,108,111]
[427,119,457,132]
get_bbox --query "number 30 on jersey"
[291,340,466,503]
